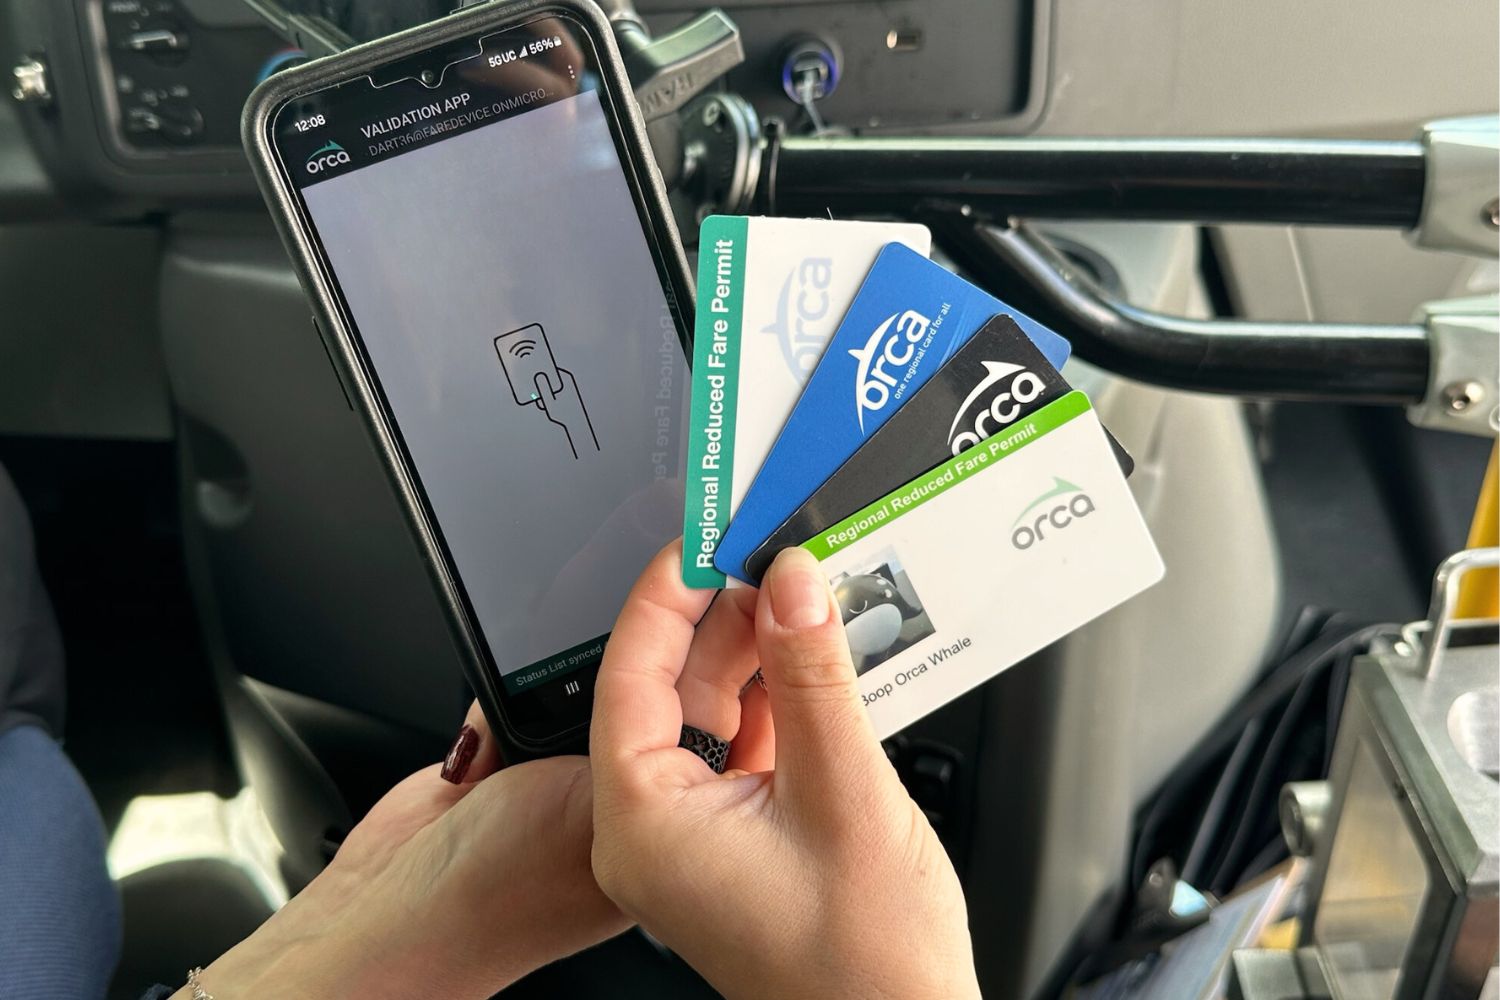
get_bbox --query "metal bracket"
[678,93,760,222]
[1400,547,1500,677]
[1407,295,1499,436]
[1412,115,1499,258]
[613,10,743,122]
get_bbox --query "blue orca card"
[713,243,1072,584]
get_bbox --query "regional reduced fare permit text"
[690,235,739,571]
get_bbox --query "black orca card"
[743,313,1133,583]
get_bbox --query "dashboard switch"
[92,0,293,154]
[125,28,188,54]
[125,101,203,143]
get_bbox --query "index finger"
[590,539,714,778]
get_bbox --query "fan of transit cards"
[683,216,1163,739]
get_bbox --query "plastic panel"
[0,222,171,439]
[158,213,470,739]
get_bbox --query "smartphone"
[243,0,693,759]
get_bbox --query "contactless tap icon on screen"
[494,323,600,460]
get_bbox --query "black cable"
[1212,665,1321,892]
[1129,619,1299,892]
[793,73,828,135]
[1238,835,1290,886]
[1127,618,1374,890]
[1180,716,1264,886]
[1178,607,1336,885]
[1323,641,1355,771]
[1219,624,1394,893]
[1282,607,1336,660]
[1180,623,1383,768]
[1064,618,1393,998]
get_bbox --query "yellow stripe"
[1456,441,1499,618]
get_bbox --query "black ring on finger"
[678,724,731,774]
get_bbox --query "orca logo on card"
[947,361,1048,455]
[1011,477,1096,550]
[849,309,933,433]
[764,258,834,377]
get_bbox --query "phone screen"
[268,15,689,741]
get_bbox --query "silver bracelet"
[186,967,215,1000]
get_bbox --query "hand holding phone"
[181,710,625,999]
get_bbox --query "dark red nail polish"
[441,724,480,783]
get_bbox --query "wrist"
[705,938,980,1000]
[186,910,344,998]
[191,876,555,1000]
[181,866,403,999]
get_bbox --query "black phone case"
[241,0,695,762]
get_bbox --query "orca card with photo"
[742,314,1134,583]
[803,391,1164,739]
[713,244,1073,585]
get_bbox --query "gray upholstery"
[0,462,64,738]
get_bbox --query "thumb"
[755,547,893,804]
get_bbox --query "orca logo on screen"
[305,140,351,175]
[1011,477,1095,550]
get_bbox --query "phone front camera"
[420,69,439,87]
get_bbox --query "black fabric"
[0,463,65,739]
[139,986,176,999]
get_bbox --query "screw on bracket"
[1442,379,1486,413]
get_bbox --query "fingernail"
[440,724,480,784]
[768,548,831,630]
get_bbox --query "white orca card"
[802,391,1164,738]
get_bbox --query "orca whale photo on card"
[830,547,936,675]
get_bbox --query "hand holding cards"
[683,217,1164,738]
